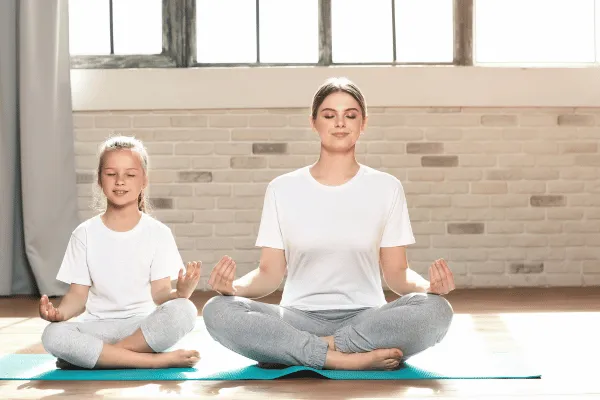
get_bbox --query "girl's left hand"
[176,261,202,299]
[427,258,456,295]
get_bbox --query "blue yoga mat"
[0,354,541,380]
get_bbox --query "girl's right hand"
[39,295,65,322]
[207,256,237,296]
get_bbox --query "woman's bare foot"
[324,348,403,371]
[154,349,200,368]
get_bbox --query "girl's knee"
[166,298,198,334]
[41,322,70,356]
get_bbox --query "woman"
[203,77,455,371]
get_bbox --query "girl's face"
[99,149,147,211]
[310,91,367,154]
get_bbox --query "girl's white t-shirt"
[256,164,415,311]
[56,213,183,320]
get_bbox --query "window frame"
[70,0,473,69]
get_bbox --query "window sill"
[71,65,600,111]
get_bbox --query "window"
[69,0,600,68]
[69,0,163,56]
[195,0,319,64]
[70,0,458,68]
[70,0,460,68]
[69,0,183,68]
[331,0,453,64]
[474,0,598,64]
[394,0,454,63]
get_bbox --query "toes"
[185,351,200,360]
[382,348,403,359]
[383,359,400,370]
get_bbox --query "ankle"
[320,336,336,351]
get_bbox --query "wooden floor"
[1,287,599,399]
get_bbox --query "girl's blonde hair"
[93,135,151,213]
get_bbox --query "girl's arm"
[150,277,178,305]
[39,283,89,322]
[151,261,201,305]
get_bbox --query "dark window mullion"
[318,0,332,65]
[163,0,191,67]
[256,0,260,63]
[185,0,196,66]
[391,0,397,62]
[109,0,115,54]
[453,0,473,65]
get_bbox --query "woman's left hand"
[176,261,202,299]
[427,258,455,295]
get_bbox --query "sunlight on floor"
[96,382,193,398]
[497,312,600,379]
[0,312,599,399]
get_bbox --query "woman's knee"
[202,295,240,332]
[425,294,454,333]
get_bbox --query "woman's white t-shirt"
[255,164,415,311]
[56,213,183,320]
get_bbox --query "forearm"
[385,267,430,296]
[152,288,180,305]
[232,267,283,299]
[57,292,87,320]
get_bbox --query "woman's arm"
[208,248,287,299]
[379,246,430,295]
[39,283,89,322]
[380,247,456,295]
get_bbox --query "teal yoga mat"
[0,354,541,380]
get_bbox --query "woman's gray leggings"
[202,292,453,369]
[41,298,197,369]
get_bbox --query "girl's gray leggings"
[202,292,453,369]
[41,298,197,369]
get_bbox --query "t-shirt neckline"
[304,163,365,191]
[97,212,146,237]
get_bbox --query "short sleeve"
[380,181,416,247]
[255,183,285,249]
[56,232,92,286]
[150,226,184,281]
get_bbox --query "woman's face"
[311,91,367,153]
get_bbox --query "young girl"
[203,77,455,371]
[40,135,201,369]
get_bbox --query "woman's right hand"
[208,256,237,296]
[39,295,65,322]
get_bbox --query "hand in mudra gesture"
[427,258,455,295]
[176,261,202,299]
[39,295,65,322]
[208,256,237,296]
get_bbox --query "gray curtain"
[0,0,79,296]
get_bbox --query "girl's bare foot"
[320,335,336,351]
[155,349,200,368]
[324,348,403,371]
[56,358,84,370]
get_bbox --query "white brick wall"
[73,107,600,289]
